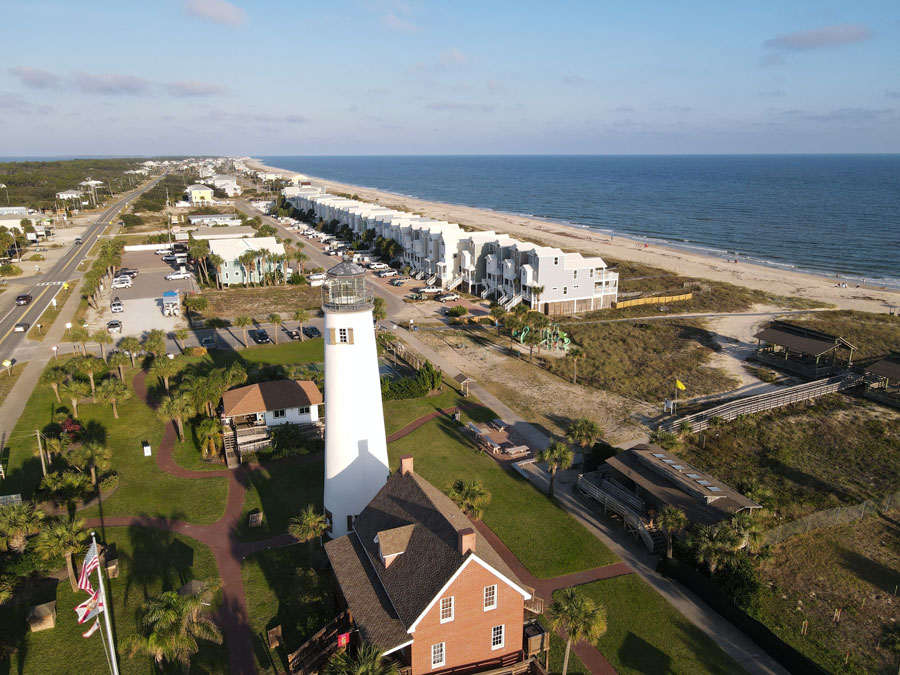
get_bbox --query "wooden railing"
[578,474,657,552]
[288,611,350,674]
[660,373,863,433]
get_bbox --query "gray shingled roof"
[350,470,529,628]
[325,535,409,652]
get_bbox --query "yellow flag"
[675,379,686,391]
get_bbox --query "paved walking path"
[84,370,309,675]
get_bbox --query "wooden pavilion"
[863,354,900,409]
[753,321,856,379]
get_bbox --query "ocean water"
[261,155,900,288]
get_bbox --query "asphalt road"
[0,177,161,362]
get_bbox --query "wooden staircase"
[223,429,239,469]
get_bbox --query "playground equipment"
[511,323,570,351]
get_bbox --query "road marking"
[35,281,64,287]
[0,284,52,347]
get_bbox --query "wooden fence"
[612,292,692,309]
[660,373,863,433]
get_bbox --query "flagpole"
[97,618,114,675]
[91,532,120,675]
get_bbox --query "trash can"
[142,441,151,457]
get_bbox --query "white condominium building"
[287,191,618,314]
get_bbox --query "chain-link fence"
[762,490,900,546]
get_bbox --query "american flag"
[78,540,99,593]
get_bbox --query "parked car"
[378,269,398,278]
[15,294,33,306]
[421,286,441,294]
[110,297,124,313]
[165,270,192,281]
[155,248,172,255]
[389,279,405,287]
[110,277,132,290]
[200,336,217,349]
[252,329,270,344]
[302,326,322,339]
[307,273,327,281]
[106,320,122,334]
[161,255,177,264]
[368,262,389,270]
[116,268,138,278]
[437,292,460,302]
[288,328,302,341]
[14,322,28,333]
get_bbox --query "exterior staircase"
[446,275,463,290]
[498,294,509,306]
[503,293,523,311]
[223,429,239,469]
[426,274,437,286]
[481,287,491,299]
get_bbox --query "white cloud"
[185,0,246,27]
[381,12,419,32]
[562,74,592,85]
[439,49,467,66]
[8,66,62,90]
[73,72,150,95]
[765,24,871,50]
[167,81,229,97]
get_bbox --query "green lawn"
[0,361,26,406]
[3,363,228,525]
[553,576,745,675]
[242,545,335,675]
[237,459,324,541]
[0,527,225,675]
[388,418,618,578]
[382,379,495,435]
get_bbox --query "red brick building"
[325,456,548,674]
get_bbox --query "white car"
[307,273,327,281]
[421,286,441,294]
[165,270,192,281]
[368,262,389,270]
[155,248,172,256]
[437,292,460,302]
[110,277,132,289]
[377,269,398,278]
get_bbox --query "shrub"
[713,553,762,611]
[188,346,207,357]
[0,264,22,277]
[287,273,306,285]
[99,473,119,492]
[448,305,468,317]
[120,213,144,228]
[382,376,429,400]
[650,429,680,450]
[29,254,45,261]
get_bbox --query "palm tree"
[119,336,141,368]
[225,362,247,388]
[67,441,111,486]
[125,581,222,672]
[293,309,309,341]
[144,329,167,358]
[530,285,545,312]
[70,327,90,356]
[174,328,189,354]
[0,575,17,604]
[537,440,574,499]
[92,330,113,362]
[294,251,309,274]
[59,379,89,417]
[35,517,85,591]
[566,418,603,469]
[108,350,130,380]
[40,470,91,508]
[74,356,102,400]
[288,505,329,565]
[505,315,523,354]
[446,479,491,520]
[234,315,252,348]
[267,313,283,344]
[323,643,398,675]
[528,311,550,354]
[195,418,223,459]
[523,326,541,362]
[150,356,179,394]
[728,512,763,552]
[207,253,224,289]
[97,377,130,419]
[158,394,193,442]
[567,346,584,385]
[0,502,45,554]
[656,505,688,559]
[40,365,68,403]
[548,587,608,675]
[688,523,739,574]
[372,297,387,322]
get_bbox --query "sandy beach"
[248,159,899,314]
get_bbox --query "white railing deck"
[578,473,656,552]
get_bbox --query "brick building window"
[484,584,497,610]
[491,624,505,650]
[440,597,454,623]
[431,642,445,668]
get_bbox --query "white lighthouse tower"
[322,260,389,537]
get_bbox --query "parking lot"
[84,250,197,338]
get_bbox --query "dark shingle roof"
[351,471,528,628]
[324,535,409,652]
[866,356,900,381]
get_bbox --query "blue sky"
[2,0,898,155]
